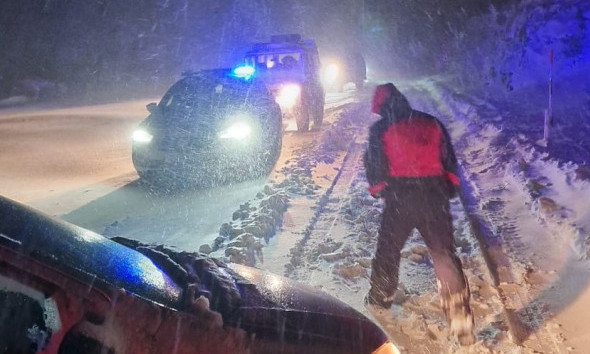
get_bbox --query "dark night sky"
[0,0,514,100]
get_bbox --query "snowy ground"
[413,77,590,352]
[1,80,589,353]
[0,100,152,207]
[195,79,590,353]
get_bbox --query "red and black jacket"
[363,110,459,197]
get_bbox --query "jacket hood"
[371,83,412,123]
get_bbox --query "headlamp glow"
[219,121,252,140]
[275,84,301,108]
[132,129,153,143]
[323,63,340,84]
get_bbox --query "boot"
[441,291,475,346]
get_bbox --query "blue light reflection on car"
[0,196,183,307]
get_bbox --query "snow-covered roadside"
[207,79,590,352]
[266,98,514,353]
[204,92,525,351]
[413,78,590,352]
[0,100,151,209]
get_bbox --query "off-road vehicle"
[321,51,366,92]
[244,34,325,132]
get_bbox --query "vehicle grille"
[155,130,212,153]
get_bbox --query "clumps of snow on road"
[202,164,317,266]
[202,107,360,267]
[289,140,507,351]
[206,189,289,265]
[251,100,506,351]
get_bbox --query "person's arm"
[438,121,460,197]
[364,122,389,197]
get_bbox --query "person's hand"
[370,191,382,199]
[368,181,387,199]
[444,172,460,199]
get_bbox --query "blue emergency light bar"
[232,65,255,79]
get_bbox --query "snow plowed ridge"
[282,103,369,278]
[286,140,368,293]
[205,102,365,272]
[413,81,588,352]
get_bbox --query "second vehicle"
[244,34,325,132]
[132,68,282,187]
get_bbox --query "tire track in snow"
[256,102,365,275]
[283,107,366,280]
[287,138,364,282]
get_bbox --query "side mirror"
[146,102,158,114]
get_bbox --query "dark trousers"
[368,183,471,322]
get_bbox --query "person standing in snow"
[363,83,474,345]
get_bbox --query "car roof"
[0,195,183,308]
[176,69,268,94]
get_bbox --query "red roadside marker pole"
[543,50,553,143]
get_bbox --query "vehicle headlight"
[275,84,301,108]
[132,129,153,143]
[219,120,252,140]
[372,341,401,354]
[323,63,340,84]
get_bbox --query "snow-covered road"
[0,100,152,208]
[1,81,588,353]
[0,93,361,254]
[222,80,588,353]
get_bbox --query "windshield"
[2,1,589,353]
[246,52,303,73]
[158,76,254,120]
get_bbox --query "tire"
[268,115,283,168]
[312,98,324,131]
[251,115,282,178]
[263,132,282,175]
[136,168,156,183]
[296,101,310,132]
